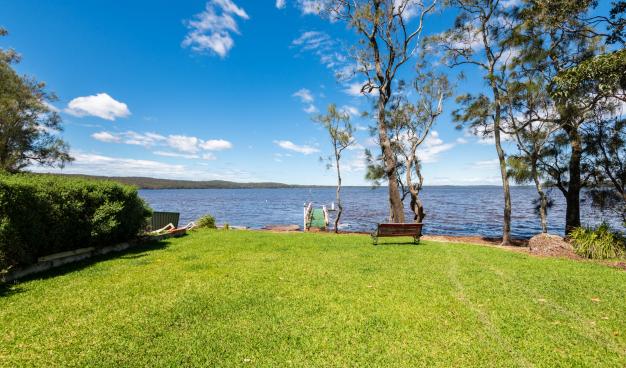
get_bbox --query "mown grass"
[1,230,625,367]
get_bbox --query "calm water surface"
[139,186,618,238]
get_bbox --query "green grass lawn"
[1,230,625,367]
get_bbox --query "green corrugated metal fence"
[149,211,180,230]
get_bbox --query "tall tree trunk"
[406,155,425,223]
[377,91,405,223]
[491,85,512,246]
[531,160,548,233]
[565,127,582,234]
[410,195,425,223]
[334,149,342,234]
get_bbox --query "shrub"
[0,173,152,270]
[196,214,216,229]
[569,223,626,259]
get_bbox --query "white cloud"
[276,0,286,9]
[340,105,359,116]
[456,137,468,144]
[167,135,201,154]
[274,140,320,155]
[417,131,455,163]
[44,101,60,113]
[153,151,200,159]
[364,136,379,147]
[427,175,503,186]
[393,0,426,20]
[65,93,130,121]
[123,131,167,146]
[92,131,166,146]
[293,88,318,113]
[47,152,187,178]
[298,0,327,14]
[292,31,331,51]
[472,158,500,168]
[292,31,354,80]
[344,81,377,97]
[182,0,249,58]
[152,151,218,161]
[200,139,233,151]
[92,130,233,158]
[92,131,121,143]
[213,0,248,17]
[303,104,318,114]
[293,88,314,103]
[29,152,256,181]
[346,142,365,151]
[343,151,367,172]
[469,125,514,145]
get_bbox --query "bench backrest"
[150,211,180,230]
[377,223,423,236]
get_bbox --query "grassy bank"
[1,230,624,367]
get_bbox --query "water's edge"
[139,187,618,239]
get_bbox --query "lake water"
[139,186,619,238]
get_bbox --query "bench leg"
[371,234,378,246]
[413,236,420,245]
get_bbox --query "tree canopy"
[0,28,72,173]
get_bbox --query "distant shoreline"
[35,173,535,190]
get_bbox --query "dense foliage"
[0,173,151,270]
[0,28,72,172]
[551,49,626,102]
[570,223,626,259]
[196,214,216,229]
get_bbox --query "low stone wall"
[2,232,185,283]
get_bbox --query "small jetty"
[303,202,335,232]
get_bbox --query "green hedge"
[0,173,152,270]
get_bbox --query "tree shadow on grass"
[373,241,421,246]
[0,282,24,297]
[1,239,171,294]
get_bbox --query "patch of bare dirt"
[528,233,579,259]
[421,235,529,253]
[262,224,300,232]
[606,261,626,270]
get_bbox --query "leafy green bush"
[570,223,626,259]
[0,173,152,270]
[196,214,216,229]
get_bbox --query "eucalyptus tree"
[553,49,626,222]
[366,69,450,222]
[503,66,562,233]
[506,119,556,233]
[315,104,356,233]
[325,0,438,223]
[0,28,72,172]
[393,71,450,222]
[513,0,609,233]
[430,0,517,245]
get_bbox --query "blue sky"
[2,0,513,185]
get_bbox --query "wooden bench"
[371,223,423,245]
